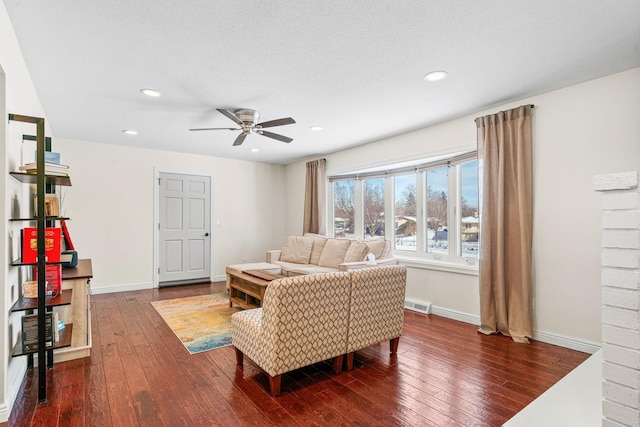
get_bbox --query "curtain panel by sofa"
[303,158,327,235]
[476,105,533,343]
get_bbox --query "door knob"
[204,232,210,237]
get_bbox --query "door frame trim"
[153,167,214,288]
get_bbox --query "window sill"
[395,255,479,276]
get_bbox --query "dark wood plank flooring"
[6,282,590,426]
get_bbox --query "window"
[460,160,479,259]
[329,150,479,268]
[333,179,355,238]
[394,174,416,251]
[425,166,449,256]
[363,178,385,239]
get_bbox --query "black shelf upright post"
[8,114,48,402]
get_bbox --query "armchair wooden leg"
[346,352,355,371]
[234,347,244,367]
[390,337,400,354]
[333,354,344,374]
[269,375,281,396]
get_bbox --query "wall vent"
[404,299,432,315]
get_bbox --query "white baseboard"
[91,281,154,295]
[0,404,7,423]
[214,274,226,282]
[1,357,28,423]
[532,330,601,354]
[431,305,481,326]
[428,304,601,354]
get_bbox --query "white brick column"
[594,171,640,427]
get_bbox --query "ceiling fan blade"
[259,130,293,143]
[233,133,248,146]
[189,127,239,131]
[257,117,296,128]
[217,108,244,126]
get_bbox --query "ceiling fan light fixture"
[424,70,448,82]
[140,88,162,97]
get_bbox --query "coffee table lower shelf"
[227,268,285,309]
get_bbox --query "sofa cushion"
[280,236,314,264]
[304,233,328,265]
[287,265,339,275]
[317,238,351,268]
[344,241,370,263]
[380,240,392,258]
[362,239,387,260]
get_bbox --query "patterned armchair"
[345,265,407,370]
[231,272,351,396]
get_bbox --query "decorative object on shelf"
[61,250,78,268]
[33,194,60,217]
[21,227,61,263]
[33,264,62,297]
[36,150,61,164]
[22,280,38,298]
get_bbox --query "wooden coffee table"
[226,268,285,309]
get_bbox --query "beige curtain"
[476,105,533,343]
[303,158,326,235]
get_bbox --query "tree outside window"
[425,167,448,255]
[363,178,384,239]
[394,174,416,251]
[460,160,479,258]
[333,180,355,237]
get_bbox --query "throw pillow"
[304,233,328,265]
[344,241,370,263]
[280,236,314,264]
[363,239,387,259]
[317,238,352,269]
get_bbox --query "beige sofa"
[231,265,407,396]
[266,233,397,276]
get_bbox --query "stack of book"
[19,161,69,176]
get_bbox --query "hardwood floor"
[6,282,590,426]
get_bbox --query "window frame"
[328,149,479,274]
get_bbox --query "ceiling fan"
[189,108,296,146]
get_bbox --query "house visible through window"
[329,150,479,267]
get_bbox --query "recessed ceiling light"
[249,148,260,152]
[424,70,448,82]
[122,129,138,135]
[309,126,323,131]
[140,88,162,97]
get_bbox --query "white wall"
[52,138,286,292]
[0,1,52,421]
[285,67,640,348]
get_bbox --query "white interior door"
[159,172,211,286]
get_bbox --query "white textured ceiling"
[4,1,640,164]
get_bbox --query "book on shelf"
[22,312,56,351]
[61,220,75,250]
[21,227,61,263]
[18,162,69,176]
[32,264,62,297]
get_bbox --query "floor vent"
[404,300,432,315]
